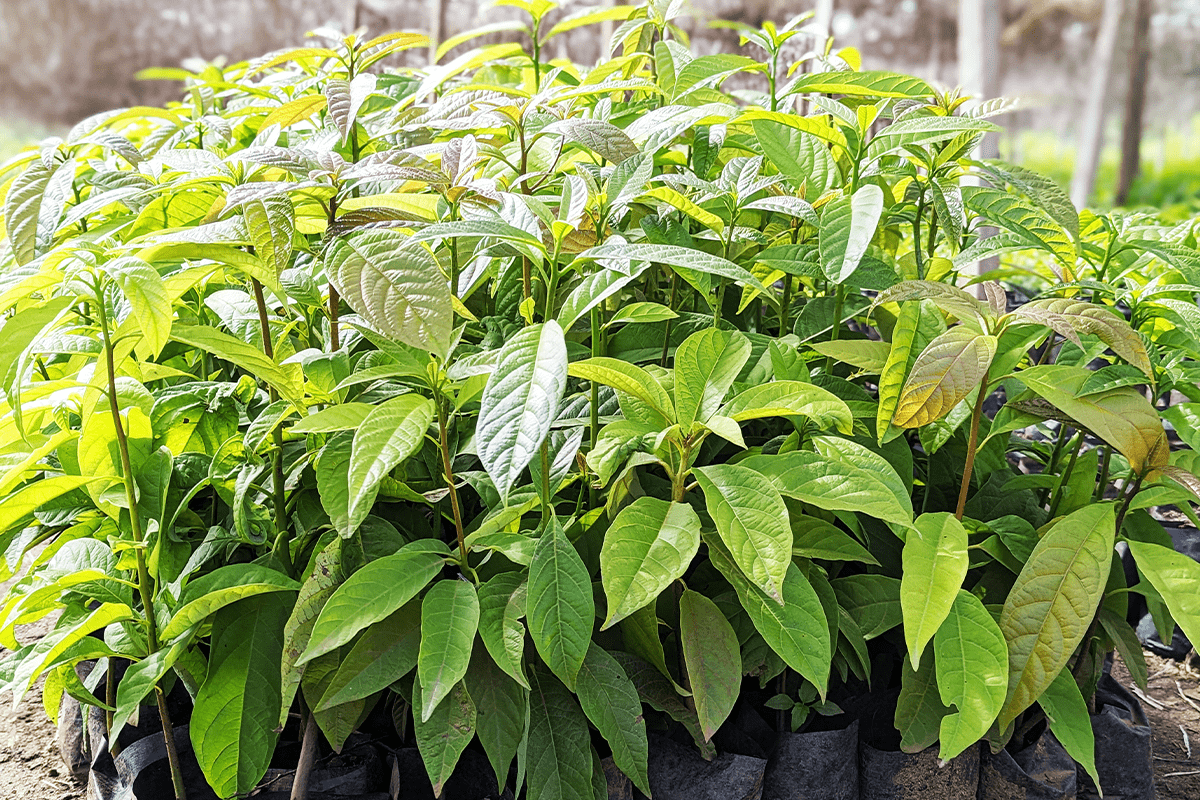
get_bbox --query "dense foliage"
[3,2,1200,798]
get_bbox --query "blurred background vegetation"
[1,0,1198,213]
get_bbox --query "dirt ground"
[0,628,1198,799]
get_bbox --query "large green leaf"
[867,116,999,161]
[832,574,902,639]
[679,589,740,741]
[720,380,852,434]
[707,535,830,696]
[933,590,1007,760]
[901,512,969,669]
[1018,365,1169,475]
[998,502,1115,729]
[1007,298,1151,379]
[0,475,99,535]
[1126,539,1200,658]
[171,324,305,408]
[466,642,527,793]
[110,639,188,741]
[741,451,913,529]
[291,403,375,434]
[477,572,529,688]
[1038,669,1100,788]
[527,666,594,800]
[527,518,594,690]
[280,537,346,726]
[316,601,420,711]
[790,70,936,98]
[413,679,476,797]
[673,328,751,430]
[418,579,479,722]
[820,184,885,283]
[694,464,792,602]
[893,327,996,428]
[191,592,293,798]
[576,242,771,296]
[600,497,700,628]
[347,394,435,535]
[575,643,650,796]
[161,563,298,641]
[478,321,568,499]
[300,541,448,663]
[325,230,452,359]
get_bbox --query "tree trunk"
[1115,0,1152,205]
[958,0,1002,291]
[1070,0,1125,210]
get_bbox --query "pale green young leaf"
[820,184,884,283]
[161,563,299,641]
[347,395,435,535]
[527,666,594,800]
[477,572,529,688]
[673,328,752,430]
[934,590,1007,761]
[720,380,853,433]
[527,518,595,691]
[243,195,295,278]
[568,357,674,425]
[317,601,421,711]
[1038,669,1100,788]
[893,328,996,428]
[876,300,945,444]
[413,680,476,797]
[575,643,650,795]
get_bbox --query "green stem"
[251,279,292,575]
[661,270,679,367]
[97,296,186,800]
[327,196,341,351]
[913,192,926,278]
[436,394,469,564]
[955,364,992,520]
[1095,447,1112,502]
[1047,432,1084,519]
[589,307,603,509]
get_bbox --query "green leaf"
[901,512,969,669]
[478,321,568,499]
[877,300,945,444]
[0,296,73,394]
[325,230,452,359]
[171,324,305,409]
[601,497,700,628]
[893,327,996,429]
[413,679,476,797]
[575,643,651,795]
[557,267,643,330]
[1038,669,1100,788]
[543,118,639,164]
[896,652,949,753]
[347,395,435,535]
[191,592,293,798]
[4,158,56,264]
[243,195,295,278]
[695,464,792,602]
[1018,365,1169,475]
[962,186,1077,272]
[326,74,377,143]
[808,339,891,372]
[477,572,529,688]
[107,257,172,358]
[791,515,879,565]
[720,380,853,433]
[527,666,594,800]
[1126,539,1200,663]
[301,541,448,663]
[820,184,885,283]
[867,116,999,161]
[527,518,595,690]
[752,120,836,201]
[316,601,420,711]
[741,451,913,529]
[291,403,375,433]
[418,579,480,722]
[568,357,675,424]
[466,642,527,793]
[110,638,188,741]
[707,535,830,696]
[280,537,346,725]
[998,502,1116,729]
[833,574,902,639]
[679,590,740,741]
[161,564,298,641]
[872,280,986,327]
[673,328,751,430]
[577,242,771,297]
[0,475,98,535]
[790,70,936,99]
[302,649,369,751]
[934,590,1008,761]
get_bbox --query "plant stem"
[327,196,341,351]
[589,308,602,509]
[661,270,679,367]
[436,395,468,564]
[96,297,187,800]
[1095,446,1112,502]
[291,710,320,800]
[955,365,991,521]
[251,279,293,575]
[1047,432,1085,519]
